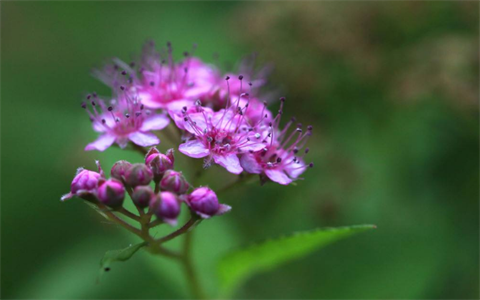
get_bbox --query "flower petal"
[215,204,232,216]
[85,134,116,151]
[128,132,160,147]
[140,114,170,131]
[240,153,262,174]
[179,139,209,158]
[138,91,164,109]
[265,169,292,185]
[214,154,243,175]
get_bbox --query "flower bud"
[145,147,174,177]
[131,186,154,208]
[125,163,153,187]
[111,160,132,180]
[186,187,231,219]
[159,170,189,194]
[61,168,101,201]
[97,179,125,207]
[150,191,180,226]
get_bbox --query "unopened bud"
[61,168,101,201]
[159,170,189,194]
[187,187,231,219]
[131,186,154,208]
[150,192,180,225]
[145,147,174,176]
[97,179,125,207]
[125,163,153,187]
[111,160,132,180]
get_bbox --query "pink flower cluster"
[62,148,230,224]
[83,41,313,185]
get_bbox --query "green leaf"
[217,225,376,297]
[98,241,148,280]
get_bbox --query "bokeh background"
[2,1,479,299]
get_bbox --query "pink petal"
[240,154,262,174]
[179,139,209,158]
[215,204,232,216]
[138,92,164,109]
[85,134,116,152]
[128,132,160,147]
[214,154,243,174]
[265,169,292,185]
[140,114,170,131]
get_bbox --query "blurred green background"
[2,1,479,299]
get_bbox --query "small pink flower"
[240,98,314,185]
[131,186,155,208]
[185,187,230,219]
[145,147,174,177]
[97,41,218,111]
[83,91,169,151]
[160,170,190,194]
[97,179,125,207]
[178,80,272,174]
[61,161,104,201]
[150,191,181,226]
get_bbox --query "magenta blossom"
[240,98,313,185]
[61,160,103,201]
[185,187,230,219]
[83,91,169,151]
[178,88,271,174]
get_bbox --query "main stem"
[182,230,206,299]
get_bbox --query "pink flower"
[178,86,272,174]
[61,160,104,201]
[83,91,169,151]
[185,187,230,219]
[240,98,314,185]
[132,42,218,110]
[150,191,181,226]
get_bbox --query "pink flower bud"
[159,170,189,194]
[145,147,174,177]
[111,160,132,180]
[125,163,153,187]
[131,186,154,208]
[150,191,180,226]
[186,187,231,219]
[97,179,125,207]
[61,167,101,201]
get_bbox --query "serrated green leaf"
[98,241,148,280]
[217,225,376,297]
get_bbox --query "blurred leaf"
[217,225,376,297]
[99,242,148,280]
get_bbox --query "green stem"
[182,230,206,299]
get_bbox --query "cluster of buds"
[62,147,230,226]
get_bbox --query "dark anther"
[81,102,87,109]
[140,104,144,110]
[121,71,127,75]
[307,125,313,131]
[183,51,189,57]
[125,114,130,118]
[184,117,188,121]
[150,81,155,86]
[309,163,314,168]
[107,106,113,111]
[296,128,302,133]
[120,86,125,91]
[101,119,106,124]
[86,94,91,99]
[225,76,230,80]
[238,75,244,80]
[291,117,297,122]
[92,92,97,98]
[280,97,286,102]
[293,148,299,154]
[268,122,273,127]
[91,101,96,106]
[249,82,252,86]
[135,112,141,117]
[277,157,282,163]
